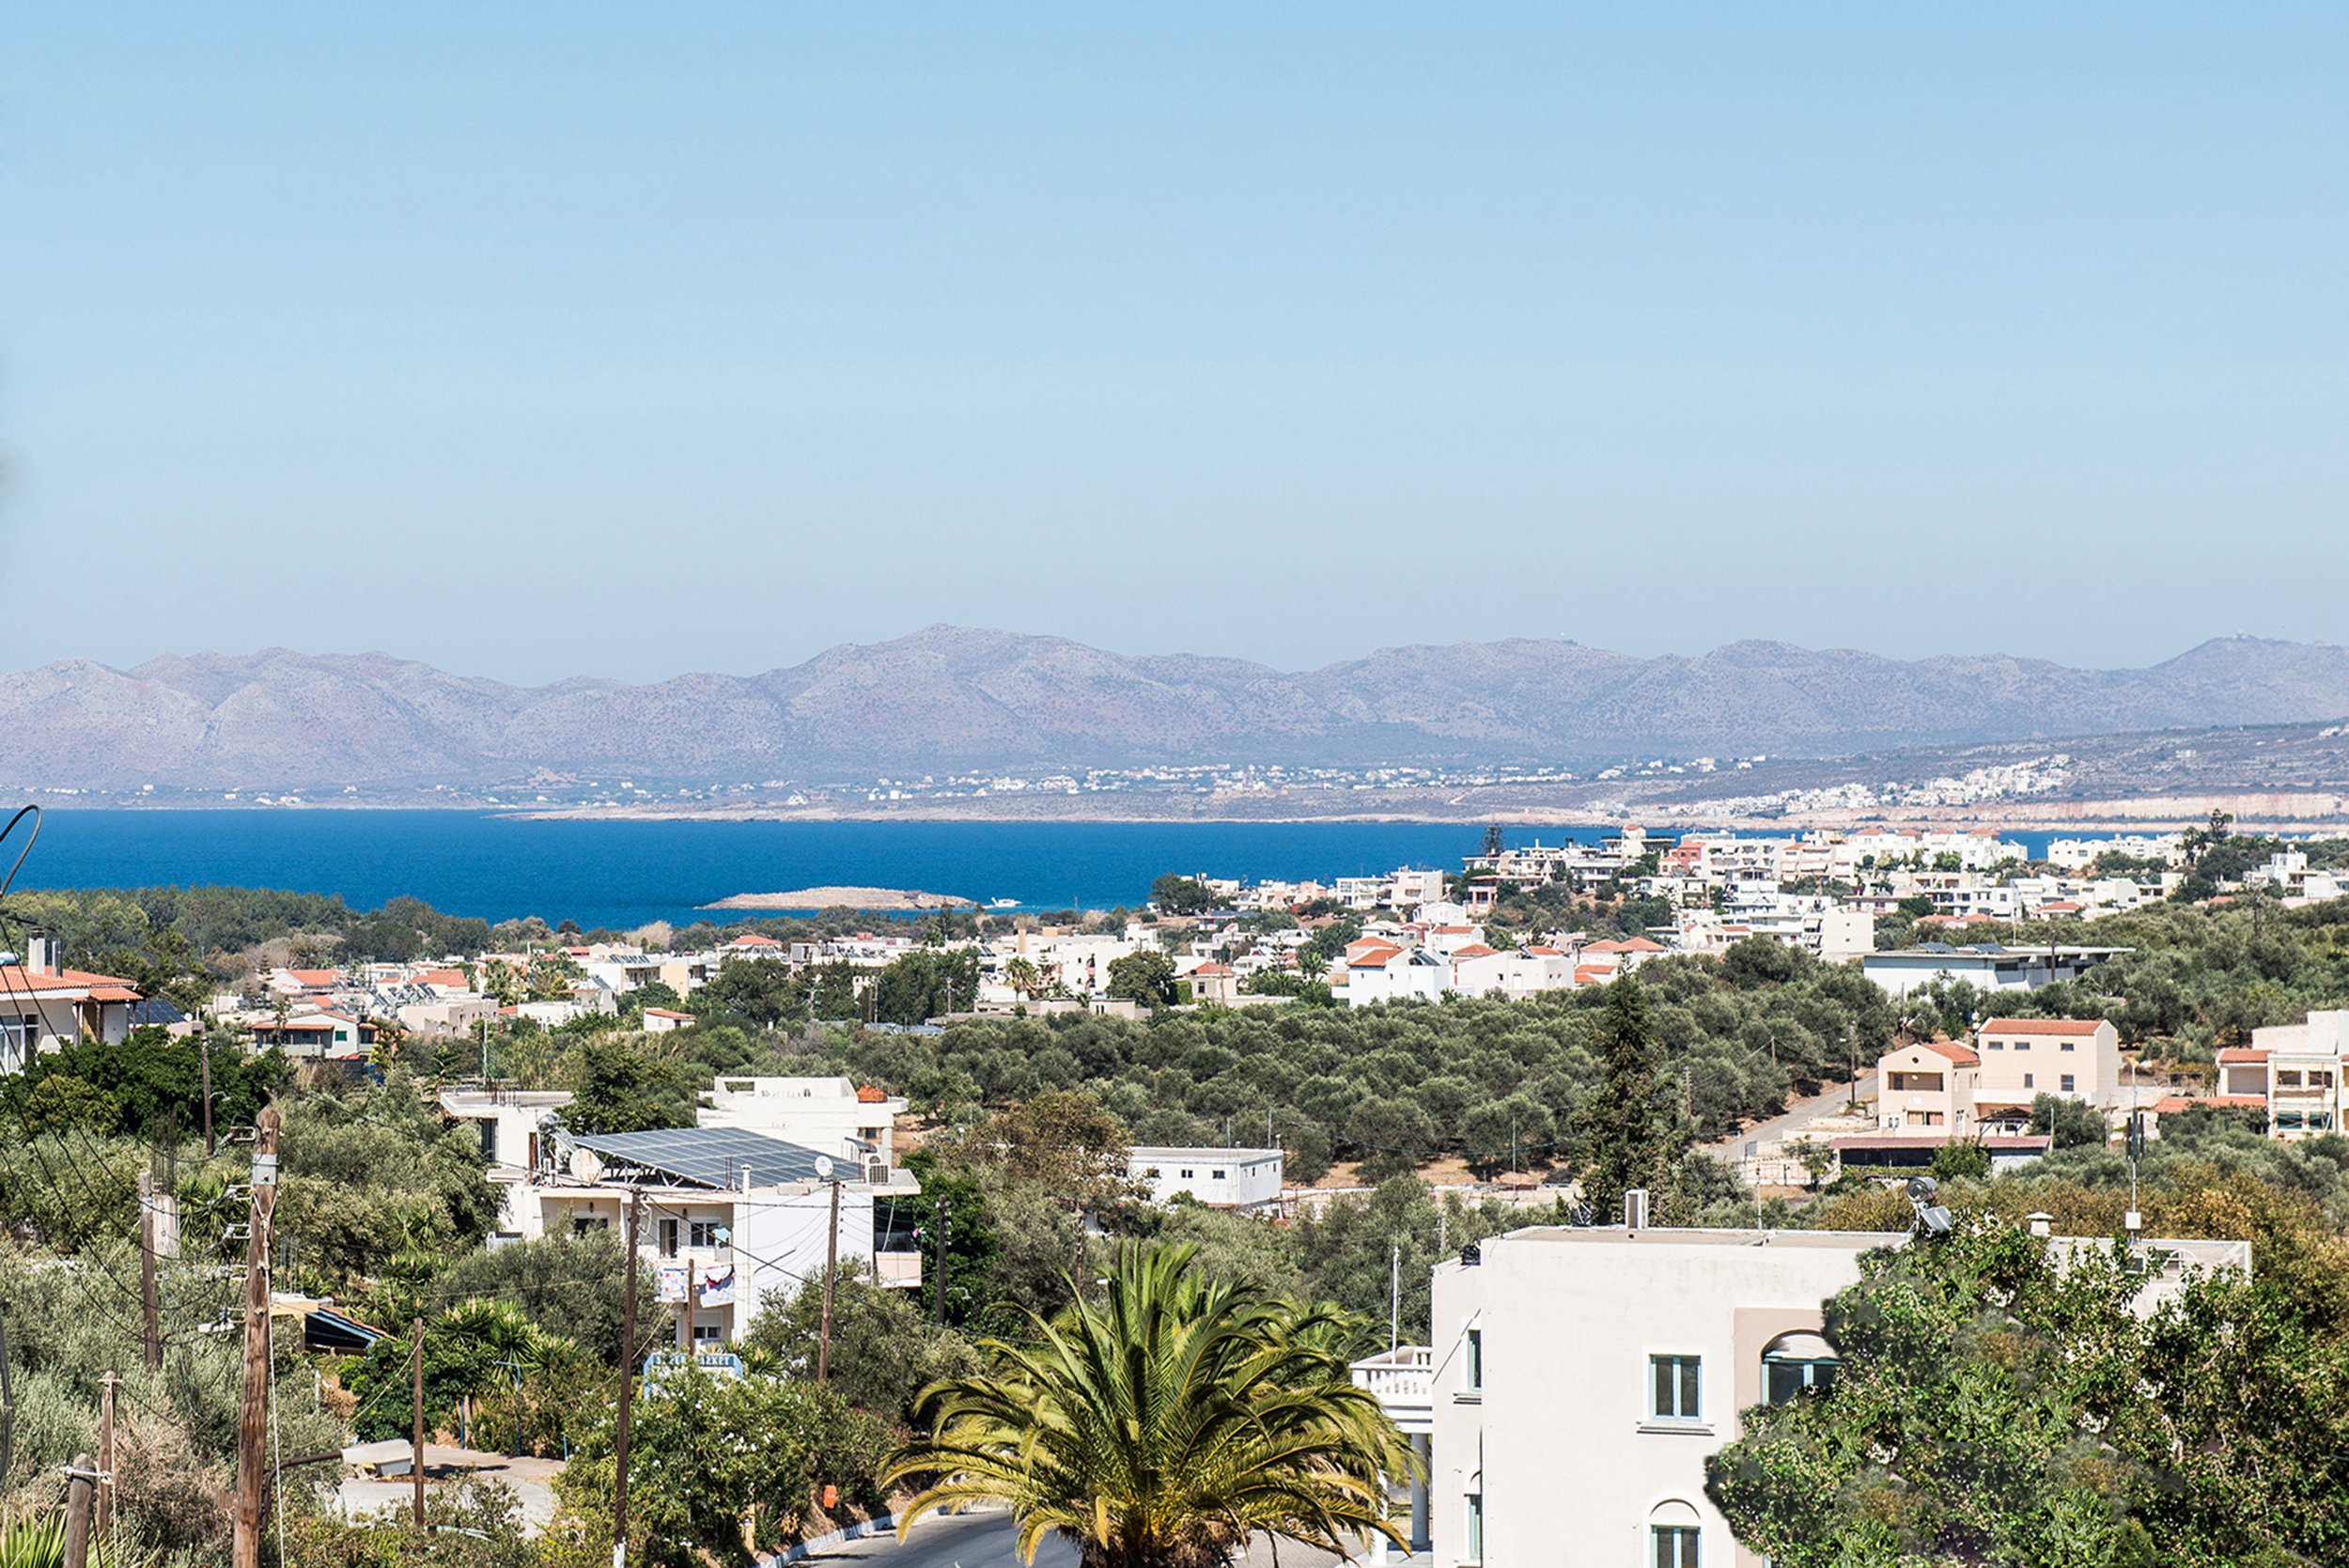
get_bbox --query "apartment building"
[1973,1017,2122,1115]
[520,1125,926,1344]
[1425,1218,2249,1568]
[2222,1009,2348,1138]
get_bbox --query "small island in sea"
[699,885,976,911]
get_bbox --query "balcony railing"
[1351,1345,1435,1434]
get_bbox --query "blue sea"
[5,811,1536,931]
[4,811,2097,932]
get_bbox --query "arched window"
[1763,1330,1840,1405]
[1648,1499,1700,1567]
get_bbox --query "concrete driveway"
[333,1442,565,1534]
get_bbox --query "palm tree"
[884,1243,1414,1568]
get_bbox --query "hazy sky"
[3,4,2343,685]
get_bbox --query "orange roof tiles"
[1982,1017,2104,1035]
[1911,1040,1983,1066]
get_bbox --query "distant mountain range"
[7,628,2348,792]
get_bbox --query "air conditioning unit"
[864,1160,892,1187]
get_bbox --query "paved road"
[804,1512,1076,1568]
[1711,1070,1875,1153]
[805,1512,1371,1568]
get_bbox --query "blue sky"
[2,4,2343,684]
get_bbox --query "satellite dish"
[814,1155,834,1180]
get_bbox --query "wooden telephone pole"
[816,1173,841,1384]
[231,1106,279,1568]
[96,1374,117,1540]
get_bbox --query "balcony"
[872,1250,925,1289]
[1351,1345,1434,1435]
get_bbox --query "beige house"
[1974,1017,2121,1115]
[1874,1039,1982,1133]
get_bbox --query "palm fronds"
[885,1243,1417,1568]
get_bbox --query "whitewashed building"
[1127,1146,1284,1212]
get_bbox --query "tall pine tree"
[1573,975,1691,1222]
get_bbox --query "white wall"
[1128,1147,1283,1209]
[1431,1229,1900,1568]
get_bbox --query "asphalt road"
[803,1513,1365,1568]
[804,1512,1077,1568]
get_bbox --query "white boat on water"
[988,897,1019,908]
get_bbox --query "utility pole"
[817,1172,841,1383]
[138,1172,161,1371]
[614,1189,641,1568]
[200,1038,216,1157]
[411,1319,425,1528]
[930,1199,950,1327]
[1388,1242,1400,1352]
[231,1104,279,1568]
[97,1373,117,1541]
[63,1452,95,1568]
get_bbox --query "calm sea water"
[5,811,2091,932]
[7,811,1538,931]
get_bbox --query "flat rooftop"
[1493,1226,1910,1250]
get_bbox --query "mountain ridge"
[7,627,2347,791]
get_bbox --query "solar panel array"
[570,1126,836,1188]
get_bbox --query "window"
[2060,1075,2076,1094]
[1178,1169,1195,1179]
[2015,1040,2031,1051]
[1651,1355,1701,1421]
[1211,1169,1226,1180]
[2061,1041,2076,1052]
[1464,1494,1483,1562]
[571,1217,610,1237]
[2024,1073,2034,1089]
[1985,1039,2003,1049]
[1652,1526,1700,1568]
[659,1219,680,1257]
[1764,1333,1840,1405]
[690,1220,721,1249]
[2279,1070,2302,1088]
[1466,1328,1483,1391]
[691,1324,723,1344]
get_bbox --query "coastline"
[13,790,2349,832]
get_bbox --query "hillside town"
[7,805,2346,1568]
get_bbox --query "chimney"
[25,929,58,976]
[2027,1212,2053,1238]
[1624,1188,1648,1231]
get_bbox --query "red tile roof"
[2154,1094,2267,1113]
[1981,1017,2105,1035]
[2215,1048,2269,1063]
[1910,1040,1983,1066]
[856,1084,890,1103]
[1449,944,1498,959]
